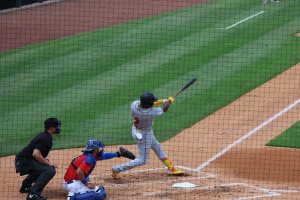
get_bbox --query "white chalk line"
[219,11,265,29]
[102,167,298,199]
[231,182,298,200]
[188,182,297,199]
[143,182,298,198]
[101,98,300,198]
[104,166,214,177]
[95,166,214,189]
[195,98,300,172]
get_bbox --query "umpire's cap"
[140,92,158,108]
[83,139,105,152]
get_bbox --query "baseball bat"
[173,77,197,98]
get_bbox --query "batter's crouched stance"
[63,139,135,200]
[15,118,61,200]
[112,92,184,179]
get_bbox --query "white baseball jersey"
[131,100,164,132]
[112,100,167,173]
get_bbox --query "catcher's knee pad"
[68,186,106,200]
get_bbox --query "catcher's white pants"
[63,180,92,195]
[112,127,167,172]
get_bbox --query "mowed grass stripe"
[1,0,290,116]
[0,25,231,140]
[85,18,300,143]
[0,3,232,114]
[0,0,260,78]
[1,0,299,155]
[1,1,259,117]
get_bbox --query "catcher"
[112,92,185,179]
[63,139,135,200]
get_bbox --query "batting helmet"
[140,92,158,108]
[83,139,105,152]
[44,118,61,134]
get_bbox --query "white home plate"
[172,182,198,188]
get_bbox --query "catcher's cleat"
[112,170,120,180]
[168,169,185,176]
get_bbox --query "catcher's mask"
[83,139,105,157]
[140,92,158,108]
[44,118,61,134]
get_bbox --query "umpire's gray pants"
[22,159,56,195]
[113,128,167,172]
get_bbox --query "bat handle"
[172,93,179,98]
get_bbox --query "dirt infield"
[0,0,209,52]
[1,0,300,199]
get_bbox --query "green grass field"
[267,120,300,148]
[0,0,299,156]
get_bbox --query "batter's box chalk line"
[121,166,214,178]
[198,182,298,200]
[95,166,215,188]
[144,182,298,199]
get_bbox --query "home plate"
[172,182,198,188]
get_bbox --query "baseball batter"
[112,92,184,179]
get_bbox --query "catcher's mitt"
[116,147,136,160]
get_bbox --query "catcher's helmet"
[83,139,105,152]
[44,118,61,133]
[140,92,158,108]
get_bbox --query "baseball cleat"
[168,169,185,176]
[111,170,120,179]
[26,193,47,200]
[19,186,30,193]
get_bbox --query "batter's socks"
[163,158,185,175]
[162,157,176,171]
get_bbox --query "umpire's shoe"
[27,192,47,200]
[19,185,30,193]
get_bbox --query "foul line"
[222,11,265,29]
[196,98,300,172]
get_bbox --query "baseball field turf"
[267,120,300,148]
[0,0,299,156]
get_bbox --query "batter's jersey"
[131,100,164,131]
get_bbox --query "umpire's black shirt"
[19,131,53,159]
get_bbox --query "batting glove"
[153,99,163,106]
[168,96,175,103]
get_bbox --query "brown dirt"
[0,0,209,52]
[1,0,300,199]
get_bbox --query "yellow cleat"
[168,169,185,176]
[112,170,120,180]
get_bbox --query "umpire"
[15,118,61,200]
